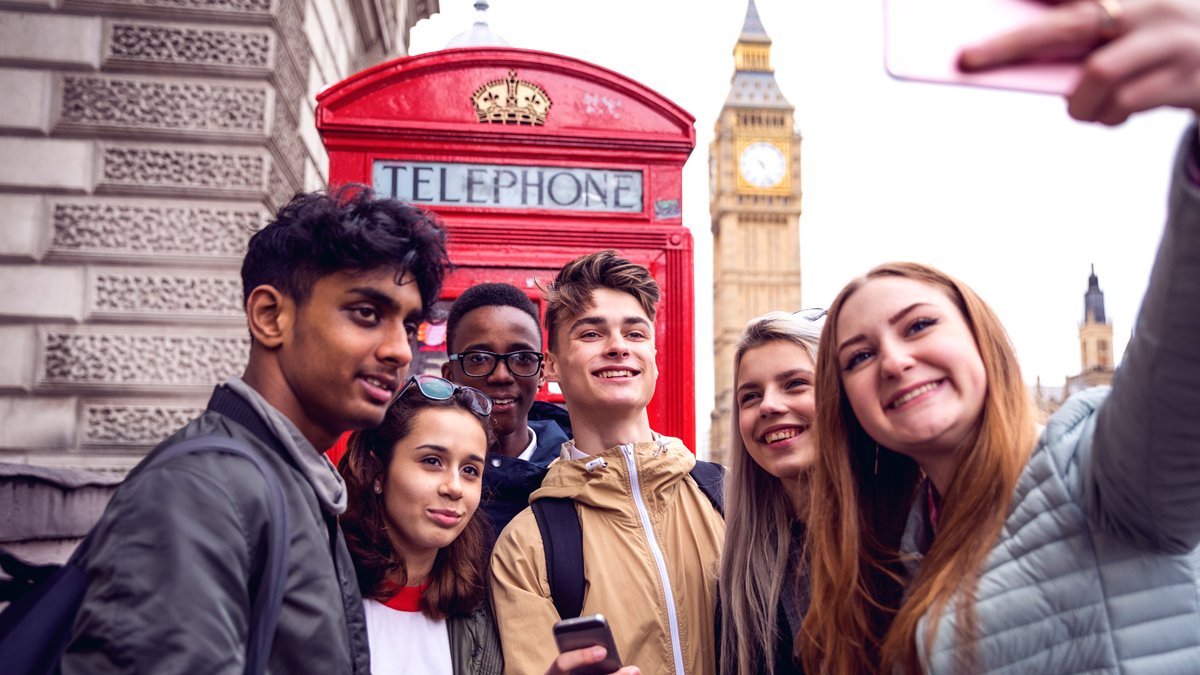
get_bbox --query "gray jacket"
[63,378,370,674]
[903,125,1200,673]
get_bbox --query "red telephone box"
[315,47,696,449]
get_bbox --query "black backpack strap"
[531,497,584,620]
[207,386,289,458]
[690,460,726,517]
[154,436,290,675]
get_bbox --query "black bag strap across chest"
[531,460,725,620]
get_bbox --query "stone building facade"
[0,0,438,472]
[708,0,803,465]
[0,0,437,561]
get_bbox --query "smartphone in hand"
[884,0,1079,94]
[552,614,623,675]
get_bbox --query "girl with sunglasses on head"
[802,3,1200,671]
[719,311,822,675]
[338,375,502,675]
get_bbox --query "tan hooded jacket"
[490,437,725,675]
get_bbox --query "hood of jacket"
[223,376,347,515]
[530,435,697,519]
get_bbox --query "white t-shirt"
[362,589,452,675]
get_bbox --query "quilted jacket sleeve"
[1087,123,1200,554]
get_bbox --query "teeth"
[493,399,515,405]
[597,370,634,379]
[891,382,939,408]
[364,376,392,391]
[764,428,803,444]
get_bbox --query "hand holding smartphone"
[884,0,1080,94]
[552,614,623,675]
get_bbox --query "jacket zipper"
[620,443,686,675]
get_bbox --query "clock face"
[739,142,786,188]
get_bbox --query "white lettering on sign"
[372,161,643,213]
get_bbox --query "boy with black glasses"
[442,283,571,542]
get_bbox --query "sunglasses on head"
[794,307,827,322]
[395,374,494,417]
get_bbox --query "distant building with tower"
[1033,266,1116,420]
[709,0,803,465]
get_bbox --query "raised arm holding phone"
[800,1,1200,673]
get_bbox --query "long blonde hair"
[720,311,822,675]
[800,262,1037,674]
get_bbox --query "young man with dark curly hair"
[63,187,451,674]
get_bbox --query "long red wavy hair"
[800,262,1037,674]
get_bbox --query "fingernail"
[957,49,980,72]
[592,646,607,659]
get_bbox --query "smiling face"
[544,287,658,420]
[443,304,543,448]
[274,268,423,448]
[736,340,818,484]
[835,276,988,478]
[382,407,487,573]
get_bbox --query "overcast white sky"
[410,0,1192,454]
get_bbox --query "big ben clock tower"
[710,0,803,465]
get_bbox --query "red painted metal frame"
[316,47,697,450]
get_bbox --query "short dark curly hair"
[445,283,541,353]
[241,185,451,318]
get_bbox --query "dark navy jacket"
[480,402,570,547]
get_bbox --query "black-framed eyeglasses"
[794,307,827,322]
[448,350,544,378]
[396,374,494,417]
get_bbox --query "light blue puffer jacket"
[904,125,1200,674]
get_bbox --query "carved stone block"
[269,98,305,182]
[266,162,294,211]
[0,69,52,133]
[0,195,46,260]
[87,269,242,320]
[58,75,268,137]
[0,138,93,193]
[82,401,206,446]
[271,51,305,119]
[39,329,248,389]
[48,199,262,262]
[0,397,77,449]
[97,144,268,197]
[0,265,84,321]
[0,13,101,69]
[105,21,273,71]
[64,0,272,17]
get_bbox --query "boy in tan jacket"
[490,251,725,675]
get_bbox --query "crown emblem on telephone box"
[472,69,552,126]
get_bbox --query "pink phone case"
[884,0,1080,94]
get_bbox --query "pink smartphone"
[884,0,1080,94]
